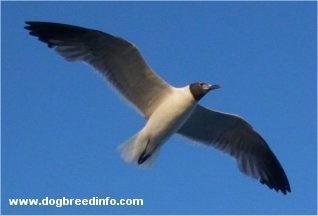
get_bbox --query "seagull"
[25,21,291,194]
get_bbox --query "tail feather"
[118,134,140,163]
[118,133,160,168]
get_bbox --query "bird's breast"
[142,87,196,143]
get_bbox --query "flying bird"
[24,21,291,194]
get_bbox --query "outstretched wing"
[25,21,173,118]
[178,105,291,194]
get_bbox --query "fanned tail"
[118,133,140,163]
[118,132,161,168]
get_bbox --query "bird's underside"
[24,21,291,194]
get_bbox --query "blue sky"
[2,1,317,215]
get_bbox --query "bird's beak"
[207,84,221,91]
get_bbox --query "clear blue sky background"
[2,1,317,215]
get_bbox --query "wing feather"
[25,21,172,118]
[178,105,291,194]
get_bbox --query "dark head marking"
[189,82,221,101]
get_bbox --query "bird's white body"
[120,86,197,166]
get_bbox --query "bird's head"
[189,82,221,101]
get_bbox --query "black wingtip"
[24,21,45,30]
[24,21,87,48]
[260,178,291,195]
[24,21,34,32]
